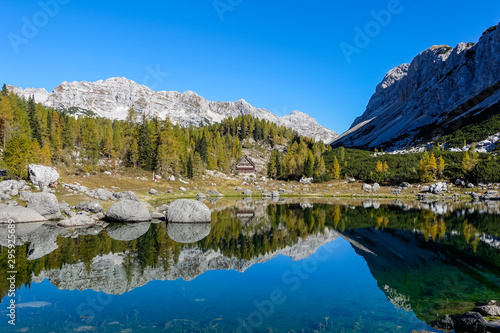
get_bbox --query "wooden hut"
[235,155,256,174]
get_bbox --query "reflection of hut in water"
[236,207,256,226]
[167,223,211,244]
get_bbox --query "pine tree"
[1,84,8,97]
[339,146,345,162]
[187,155,194,178]
[3,134,33,179]
[462,151,474,174]
[130,138,139,168]
[437,156,446,178]
[331,156,341,180]
[0,97,13,148]
[303,151,314,178]
[27,96,42,145]
[419,151,433,182]
[267,150,277,178]
[428,153,438,178]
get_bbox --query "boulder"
[167,222,211,243]
[299,177,313,184]
[207,190,223,197]
[0,180,26,193]
[243,189,252,196]
[467,183,475,188]
[262,190,271,197]
[59,201,72,216]
[196,193,207,200]
[0,206,47,223]
[400,182,411,188]
[362,184,373,192]
[105,222,151,241]
[482,190,499,200]
[105,200,151,222]
[0,193,12,201]
[113,191,139,201]
[28,164,59,187]
[166,199,211,223]
[236,187,243,191]
[27,192,61,220]
[87,188,115,201]
[149,188,158,195]
[454,312,500,333]
[76,201,103,213]
[271,191,280,197]
[372,183,380,191]
[150,212,164,219]
[57,214,97,228]
[179,187,187,192]
[474,301,500,317]
[419,185,430,192]
[430,182,447,194]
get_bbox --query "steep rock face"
[31,228,339,295]
[333,23,500,148]
[10,78,338,143]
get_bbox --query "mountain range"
[9,77,338,143]
[333,23,500,149]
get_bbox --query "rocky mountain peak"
[10,78,338,143]
[333,22,500,149]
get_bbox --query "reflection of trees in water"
[1,203,499,323]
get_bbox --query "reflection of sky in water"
[0,238,435,332]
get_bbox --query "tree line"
[0,86,307,179]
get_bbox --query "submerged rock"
[105,200,151,222]
[166,199,211,223]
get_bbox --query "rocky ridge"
[333,23,500,149]
[9,78,338,143]
[31,228,339,295]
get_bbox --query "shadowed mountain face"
[333,23,500,149]
[343,227,500,329]
[1,201,499,330]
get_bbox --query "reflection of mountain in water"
[32,228,339,295]
[2,200,500,330]
[343,227,500,329]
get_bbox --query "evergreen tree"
[130,138,139,168]
[3,134,33,179]
[331,156,341,180]
[1,84,8,97]
[0,98,13,148]
[303,151,314,178]
[27,96,42,145]
[187,155,194,178]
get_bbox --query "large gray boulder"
[57,214,97,228]
[105,222,151,241]
[243,189,252,196]
[113,191,139,201]
[86,188,115,201]
[0,205,47,223]
[105,200,151,222]
[27,192,61,220]
[167,222,211,243]
[28,164,59,187]
[430,182,447,194]
[76,201,103,213]
[166,199,211,223]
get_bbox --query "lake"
[1,199,499,332]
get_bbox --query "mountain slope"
[333,23,500,149]
[9,78,338,143]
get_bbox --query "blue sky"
[1,0,499,133]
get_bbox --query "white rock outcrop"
[28,164,59,187]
